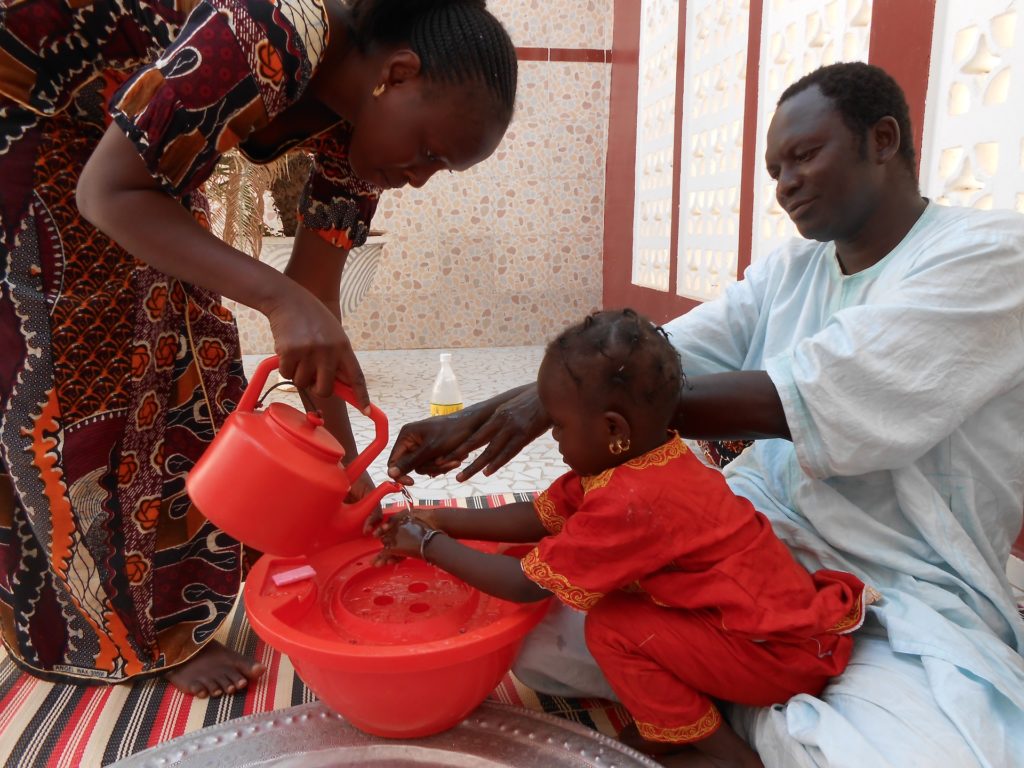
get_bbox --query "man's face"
[346,78,508,191]
[764,86,881,243]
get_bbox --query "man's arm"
[386,369,793,483]
[387,383,547,483]
[673,371,791,441]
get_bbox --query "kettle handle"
[238,356,389,481]
[237,356,280,413]
[332,380,389,481]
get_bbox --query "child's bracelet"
[420,528,447,562]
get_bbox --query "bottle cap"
[440,353,452,363]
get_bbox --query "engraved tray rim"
[107,700,662,768]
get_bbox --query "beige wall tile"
[345,60,611,351]
[230,17,615,355]
[491,0,613,50]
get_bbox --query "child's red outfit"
[521,436,875,744]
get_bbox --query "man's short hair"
[779,62,916,176]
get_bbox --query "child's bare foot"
[164,641,266,698]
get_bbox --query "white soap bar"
[271,565,316,587]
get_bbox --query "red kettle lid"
[266,402,345,461]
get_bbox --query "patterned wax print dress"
[0,0,379,682]
[522,436,875,745]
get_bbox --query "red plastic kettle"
[186,355,403,556]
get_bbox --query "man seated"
[388,62,1024,768]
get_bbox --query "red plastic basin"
[244,536,550,738]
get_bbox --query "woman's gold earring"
[372,83,386,97]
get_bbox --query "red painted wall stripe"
[601,0,641,314]
[515,47,609,63]
[737,0,764,280]
[602,0,698,324]
[867,0,937,179]
[666,0,688,305]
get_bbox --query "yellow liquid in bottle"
[430,402,464,416]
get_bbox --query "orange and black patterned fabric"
[0,0,377,683]
[522,435,874,743]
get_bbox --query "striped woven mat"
[0,494,631,768]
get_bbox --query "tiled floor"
[242,347,566,503]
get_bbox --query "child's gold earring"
[372,83,386,97]
[608,438,630,455]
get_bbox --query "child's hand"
[367,506,442,541]
[372,513,433,565]
[410,506,444,530]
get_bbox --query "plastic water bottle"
[430,353,463,416]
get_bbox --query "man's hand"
[451,385,549,481]
[387,383,549,484]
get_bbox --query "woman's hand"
[387,383,548,484]
[263,281,368,406]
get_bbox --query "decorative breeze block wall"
[751,0,873,263]
[632,0,680,292]
[676,0,750,301]
[920,1,1024,212]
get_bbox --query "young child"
[375,309,875,768]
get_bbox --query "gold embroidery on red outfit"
[636,704,723,743]
[522,548,602,610]
[581,469,613,493]
[830,584,881,634]
[533,490,565,534]
[623,437,688,470]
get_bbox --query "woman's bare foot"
[164,640,266,698]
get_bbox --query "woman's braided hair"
[347,0,518,118]
[549,309,682,421]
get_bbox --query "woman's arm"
[76,126,368,405]
[284,225,385,514]
[285,225,361,455]
[378,515,550,603]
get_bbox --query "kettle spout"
[333,480,406,539]
[363,480,406,510]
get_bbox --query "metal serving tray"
[109,701,661,768]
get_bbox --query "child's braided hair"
[548,309,682,421]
